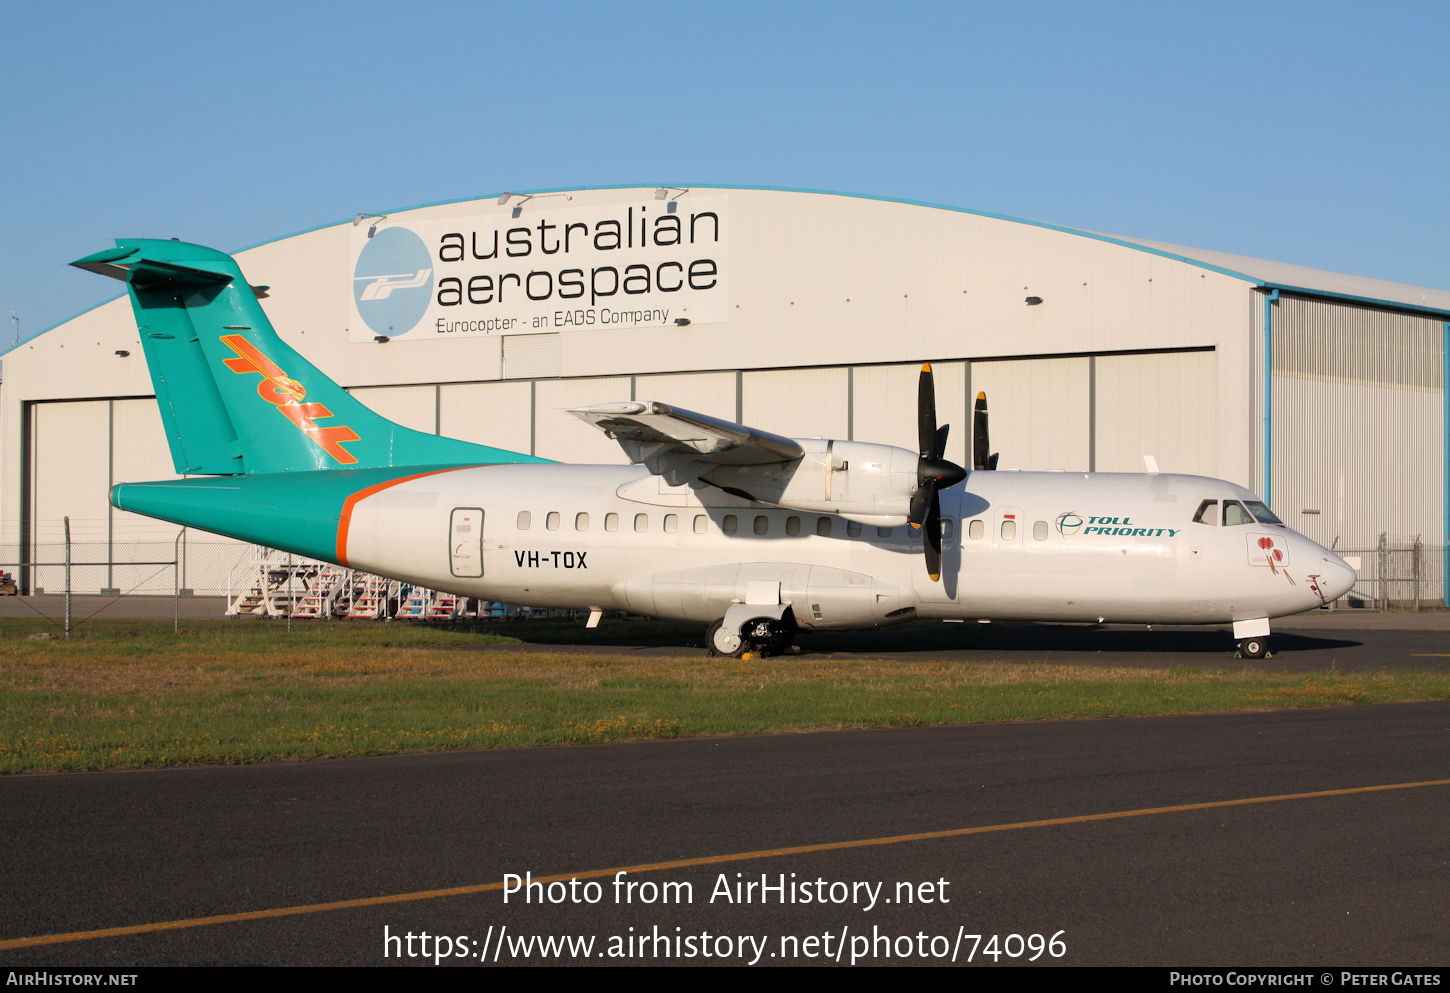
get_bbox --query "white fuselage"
[341,464,1357,629]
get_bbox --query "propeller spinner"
[908,364,968,581]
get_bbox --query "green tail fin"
[72,239,542,474]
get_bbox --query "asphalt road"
[1,595,1443,675]
[2,701,1449,966]
[473,618,1450,673]
[791,619,1450,672]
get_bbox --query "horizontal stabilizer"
[71,247,234,287]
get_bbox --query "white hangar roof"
[1098,232,1450,316]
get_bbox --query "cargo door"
[450,508,484,578]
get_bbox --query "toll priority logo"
[1055,511,1084,536]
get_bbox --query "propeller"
[909,364,968,581]
[972,391,999,470]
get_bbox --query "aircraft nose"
[1313,546,1357,602]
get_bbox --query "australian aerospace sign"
[349,195,730,342]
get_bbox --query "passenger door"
[450,508,484,578]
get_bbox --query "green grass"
[1,619,1447,773]
[0,615,699,653]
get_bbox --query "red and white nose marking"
[1247,532,1288,567]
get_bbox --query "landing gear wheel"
[706,619,744,657]
[1239,637,1269,659]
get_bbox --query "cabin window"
[694,515,707,534]
[817,517,832,537]
[1033,520,1048,541]
[754,515,769,535]
[634,513,649,532]
[575,512,589,531]
[786,516,801,536]
[516,511,531,530]
[1223,501,1254,526]
[1192,500,1218,525]
[604,512,619,532]
[1001,520,1017,541]
[968,519,984,540]
[546,512,560,531]
[847,521,862,537]
[942,519,955,540]
[664,514,678,533]
[877,527,893,538]
[1244,500,1283,525]
[723,515,738,534]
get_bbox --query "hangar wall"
[1257,291,1445,556]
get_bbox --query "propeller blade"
[918,364,939,459]
[909,478,936,527]
[972,392,991,470]
[924,487,943,582]
[913,364,965,573]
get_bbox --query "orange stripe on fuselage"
[335,467,477,566]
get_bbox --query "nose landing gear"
[1237,637,1271,659]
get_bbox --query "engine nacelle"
[700,439,919,526]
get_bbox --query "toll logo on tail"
[220,335,361,464]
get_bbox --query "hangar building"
[4,185,1446,605]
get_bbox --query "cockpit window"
[1192,499,1218,525]
[1243,500,1283,525]
[1223,500,1254,526]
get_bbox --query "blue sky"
[2,0,1446,342]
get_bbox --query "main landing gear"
[1237,636,1271,659]
[706,616,797,658]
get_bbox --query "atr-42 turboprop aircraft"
[74,239,1355,659]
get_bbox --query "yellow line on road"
[4,777,1449,952]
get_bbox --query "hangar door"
[25,398,248,595]
[1093,351,1218,477]
[970,357,1090,471]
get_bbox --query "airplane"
[72,239,1357,660]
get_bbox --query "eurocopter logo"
[359,269,432,301]
[353,226,435,337]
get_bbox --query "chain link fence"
[0,528,583,626]
[1330,535,1445,611]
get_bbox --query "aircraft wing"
[568,401,803,481]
